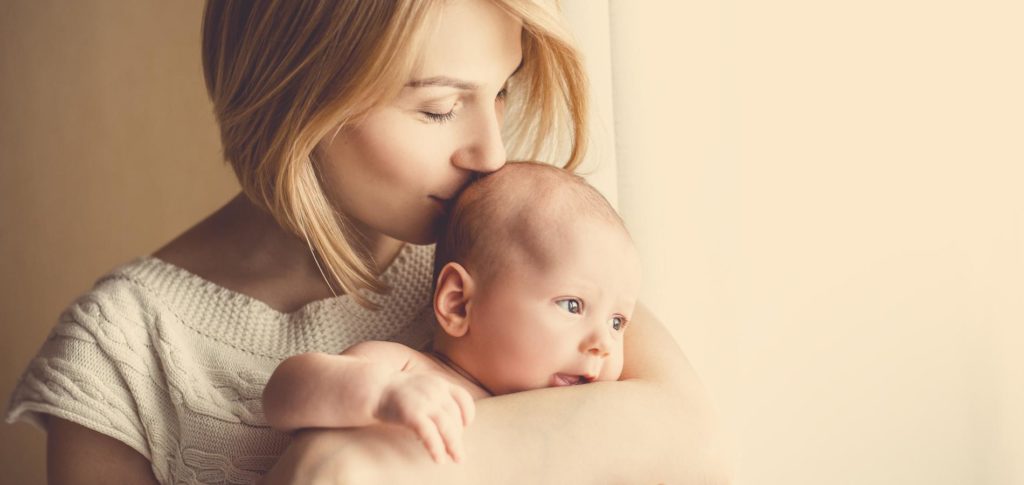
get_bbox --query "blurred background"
[2,1,1021,484]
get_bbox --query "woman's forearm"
[272,304,732,484]
[446,301,729,484]
[276,373,727,484]
[452,376,727,484]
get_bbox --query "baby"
[262,161,642,464]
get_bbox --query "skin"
[262,212,641,466]
[47,0,730,483]
[267,302,729,485]
[262,340,482,465]
[312,0,519,247]
[434,217,642,396]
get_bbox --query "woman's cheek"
[351,120,418,175]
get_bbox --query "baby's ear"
[433,262,474,338]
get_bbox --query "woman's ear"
[433,262,475,338]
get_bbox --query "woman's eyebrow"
[406,76,478,90]
[407,59,524,91]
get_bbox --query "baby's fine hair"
[433,161,628,284]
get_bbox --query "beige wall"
[2,1,1022,484]
[0,2,235,483]
[607,1,1023,484]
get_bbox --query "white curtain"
[565,1,1024,484]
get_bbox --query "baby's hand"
[374,371,475,464]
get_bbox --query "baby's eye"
[555,298,583,314]
[610,316,628,332]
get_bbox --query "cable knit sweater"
[6,243,436,484]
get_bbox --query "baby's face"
[461,218,641,395]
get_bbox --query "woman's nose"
[452,105,506,173]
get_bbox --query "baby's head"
[431,162,641,395]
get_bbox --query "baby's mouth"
[553,373,595,387]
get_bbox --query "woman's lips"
[429,196,452,215]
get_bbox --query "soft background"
[1,1,1021,484]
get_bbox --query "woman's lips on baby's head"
[429,195,455,216]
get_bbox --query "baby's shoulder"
[343,340,448,374]
[344,340,422,367]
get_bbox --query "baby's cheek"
[600,351,626,381]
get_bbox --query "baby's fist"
[375,372,475,464]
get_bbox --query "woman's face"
[315,0,524,245]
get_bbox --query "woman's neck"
[153,192,406,312]
[342,216,407,275]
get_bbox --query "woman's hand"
[375,371,476,464]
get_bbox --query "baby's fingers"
[432,409,465,463]
[450,385,476,426]
[411,416,448,464]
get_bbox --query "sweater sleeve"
[6,279,159,464]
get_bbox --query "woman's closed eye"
[421,108,456,123]
[420,87,509,124]
[420,99,459,123]
[556,298,583,314]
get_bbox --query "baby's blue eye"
[556,298,582,314]
[610,316,627,332]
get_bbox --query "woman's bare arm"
[46,417,160,485]
[265,303,732,484]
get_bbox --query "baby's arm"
[262,341,474,463]
[262,341,407,431]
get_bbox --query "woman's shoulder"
[88,244,437,353]
[57,232,436,346]
[70,255,212,320]
[57,257,175,333]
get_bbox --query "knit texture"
[6,243,436,484]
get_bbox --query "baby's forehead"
[437,161,635,283]
[461,162,621,225]
[469,187,629,261]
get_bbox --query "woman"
[9,1,727,483]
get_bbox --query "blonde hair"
[202,0,588,308]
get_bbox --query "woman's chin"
[405,234,436,245]
[392,223,439,246]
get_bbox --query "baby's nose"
[580,328,612,358]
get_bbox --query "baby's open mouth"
[553,373,595,387]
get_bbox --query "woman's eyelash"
[422,89,508,124]
[422,110,456,124]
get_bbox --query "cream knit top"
[6,243,436,484]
